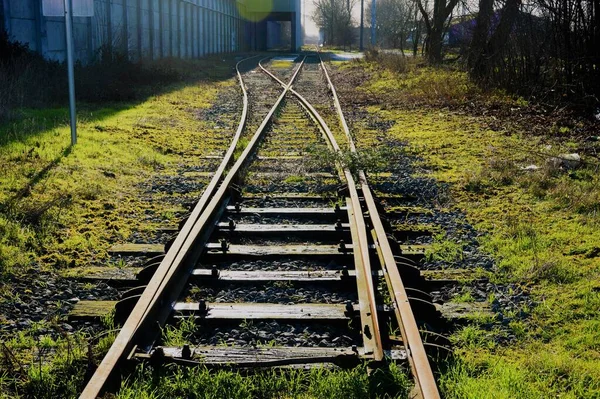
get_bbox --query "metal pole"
[359,0,364,51]
[64,0,77,145]
[303,0,306,45]
[370,0,376,47]
[330,0,334,45]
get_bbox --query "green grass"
[425,233,465,264]
[1,331,91,398]
[340,55,515,110]
[348,58,600,398]
[0,56,241,397]
[0,61,236,280]
[161,317,198,347]
[383,109,600,397]
[116,363,412,399]
[270,60,295,69]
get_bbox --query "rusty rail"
[319,56,441,399]
[80,52,439,398]
[259,59,384,362]
[79,55,305,398]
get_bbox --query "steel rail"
[259,59,384,362]
[80,55,305,398]
[319,56,441,399]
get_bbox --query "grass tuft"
[116,363,411,399]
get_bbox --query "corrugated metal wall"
[0,0,249,63]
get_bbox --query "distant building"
[445,9,546,48]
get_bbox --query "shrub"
[0,31,65,121]
[0,31,217,124]
[364,48,409,73]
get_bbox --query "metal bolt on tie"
[220,239,229,253]
[335,219,343,230]
[181,344,192,360]
[199,300,208,314]
[345,301,354,315]
[150,347,165,367]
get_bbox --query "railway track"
[78,54,443,398]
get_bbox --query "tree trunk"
[470,0,521,80]
[417,0,460,63]
[485,0,521,63]
[413,7,420,56]
[468,0,495,77]
[427,26,444,63]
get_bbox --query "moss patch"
[0,61,237,280]
[356,97,600,397]
[0,56,241,397]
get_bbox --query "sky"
[302,0,367,38]
[301,0,484,40]
[302,0,320,38]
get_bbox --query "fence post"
[158,0,163,57]
[149,0,154,59]
[64,0,77,145]
[122,0,128,57]
[136,0,142,59]
[175,0,181,58]
[107,0,112,50]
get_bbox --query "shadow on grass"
[2,145,73,212]
[0,53,261,149]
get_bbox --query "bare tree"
[470,0,521,79]
[366,0,415,50]
[412,3,424,56]
[313,0,357,46]
[464,0,599,106]
[416,0,460,62]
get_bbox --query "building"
[0,0,302,63]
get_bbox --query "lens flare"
[237,0,274,22]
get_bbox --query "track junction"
[78,53,446,399]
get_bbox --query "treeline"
[465,0,599,106]
[312,0,600,109]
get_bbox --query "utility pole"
[370,0,376,46]
[360,0,364,51]
[303,0,306,44]
[330,0,334,45]
[42,0,93,146]
[64,0,77,145]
